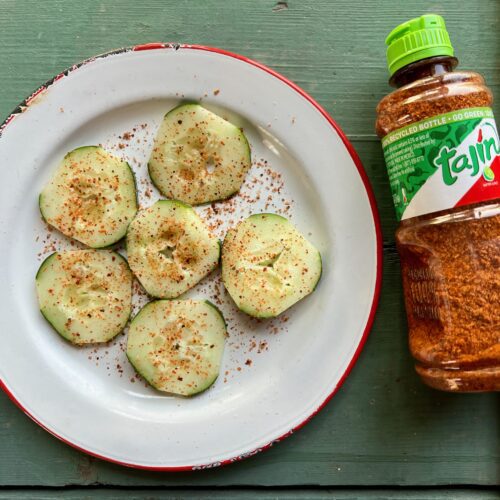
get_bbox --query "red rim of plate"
[0,43,383,471]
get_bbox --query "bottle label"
[382,107,500,220]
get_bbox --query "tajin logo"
[433,125,500,185]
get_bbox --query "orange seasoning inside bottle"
[376,15,499,392]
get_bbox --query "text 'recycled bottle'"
[376,15,499,392]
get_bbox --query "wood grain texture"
[0,0,498,489]
[0,489,499,499]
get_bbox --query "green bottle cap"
[386,14,454,76]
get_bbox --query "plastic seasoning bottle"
[375,15,499,392]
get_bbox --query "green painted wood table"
[0,1,498,498]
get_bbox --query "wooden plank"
[0,488,499,499]
[0,0,498,489]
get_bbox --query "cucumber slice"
[126,200,220,298]
[126,299,226,396]
[35,250,133,344]
[39,146,138,248]
[148,104,251,205]
[222,214,322,318]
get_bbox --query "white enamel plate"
[0,44,381,470]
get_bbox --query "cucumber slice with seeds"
[126,299,226,396]
[148,104,251,205]
[222,214,322,318]
[39,146,138,248]
[126,200,220,298]
[35,250,133,344]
